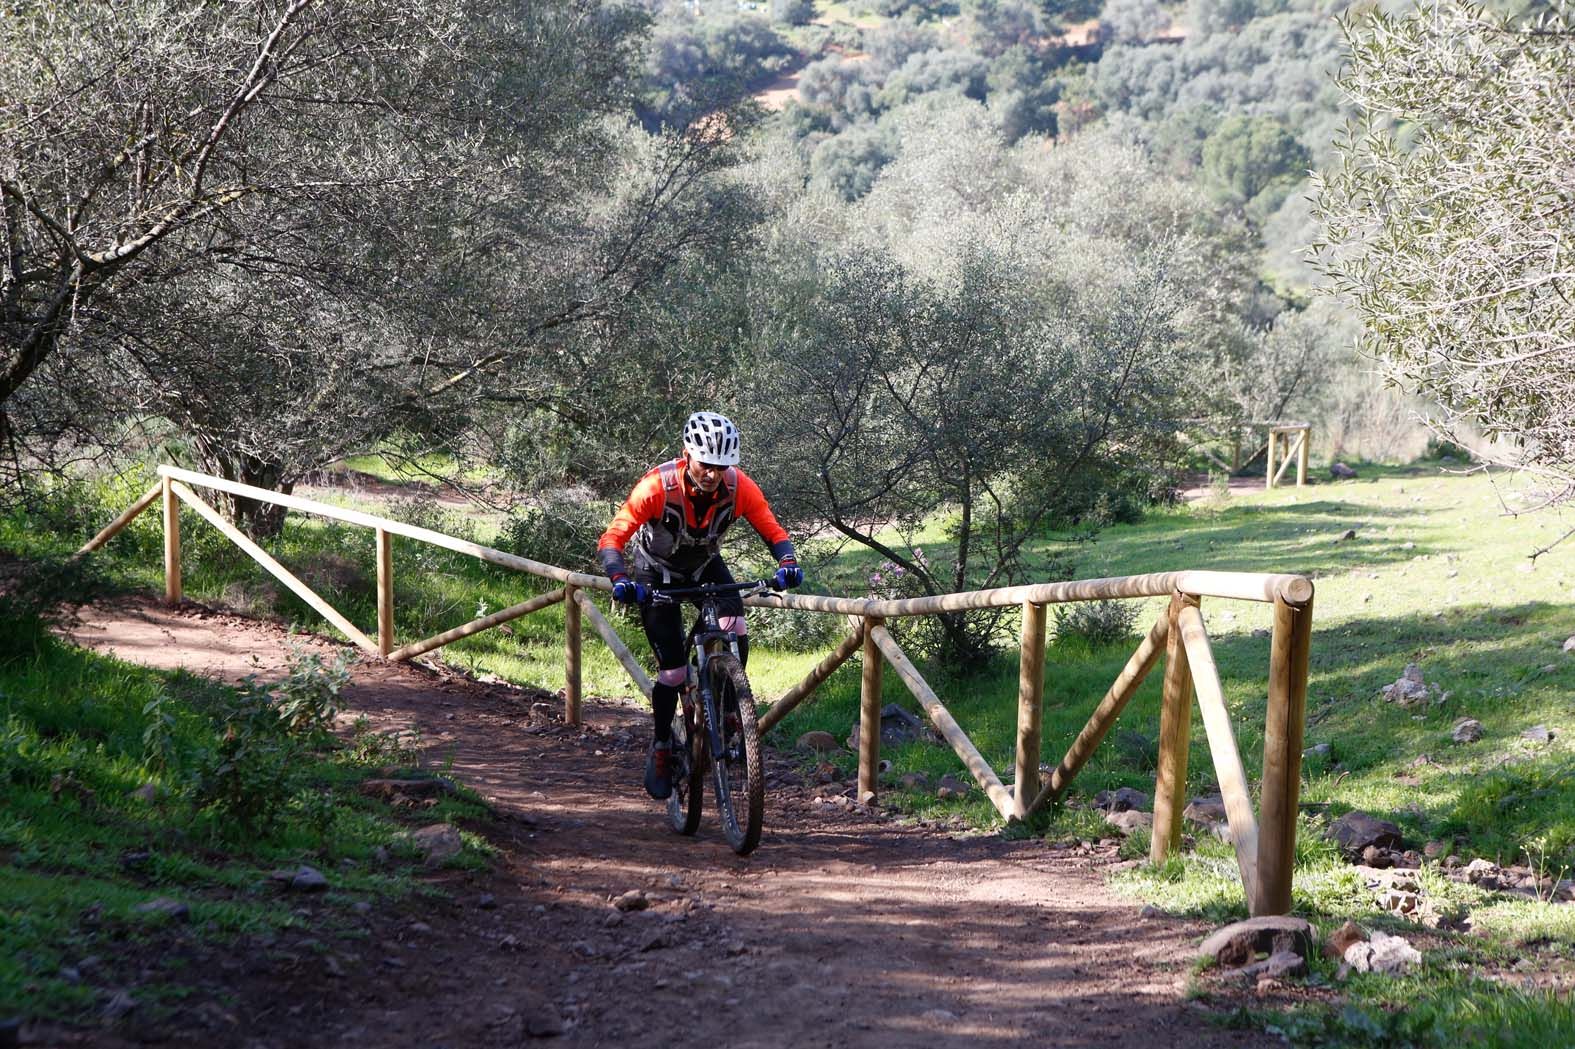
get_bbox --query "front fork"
[690,632,738,764]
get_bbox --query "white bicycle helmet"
[682,411,741,466]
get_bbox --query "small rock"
[612,890,649,913]
[352,901,372,916]
[1344,931,1422,975]
[1139,904,1166,919]
[1523,724,1555,744]
[407,823,464,865]
[134,897,190,921]
[477,893,497,910]
[1338,528,1358,541]
[130,783,159,803]
[518,992,564,1038]
[102,990,138,1020]
[1303,743,1332,760]
[1464,858,1500,885]
[1361,845,1393,869]
[1399,850,1423,869]
[1423,841,1448,859]
[1452,718,1483,744]
[920,1009,959,1023]
[1198,916,1316,969]
[1328,812,1404,858]
[290,866,329,893]
[1325,920,1366,960]
[935,774,969,797]
[1184,795,1227,824]
[1380,663,1432,707]
[1563,635,1575,654]
[898,771,930,790]
[1104,810,1153,835]
[1093,787,1150,813]
[58,966,81,985]
[408,921,433,934]
[796,731,841,754]
[1331,463,1358,480]
[1263,950,1306,980]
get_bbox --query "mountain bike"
[652,579,768,856]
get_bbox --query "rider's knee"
[718,614,747,636]
[657,666,688,687]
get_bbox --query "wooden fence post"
[1296,427,1309,488]
[1150,592,1197,865]
[564,584,582,727]
[376,528,394,657]
[1014,601,1047,819]
[1256,591,1314,914]
[162,476,182,605]
[858,616,885,802]
[1265,431,1279,490]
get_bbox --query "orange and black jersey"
[598,458,794,580]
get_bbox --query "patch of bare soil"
[47,597,1278,1048]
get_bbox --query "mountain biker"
[597,411,804,800]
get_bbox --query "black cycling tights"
[651,638,749,744]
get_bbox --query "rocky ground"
[28,596,1290,1049]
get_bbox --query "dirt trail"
[63,597,1275,1049]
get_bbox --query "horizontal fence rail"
[82,465,1315,916]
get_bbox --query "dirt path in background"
[53,596,1277,1049]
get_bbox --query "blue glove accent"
[773,559,803,590]
[611,577,649,605]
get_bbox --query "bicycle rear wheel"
[706,653,763,855]
[667,695,704,835]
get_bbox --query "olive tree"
[2,0,753,530]
[1315,0,1575,507]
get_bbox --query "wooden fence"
[82,465,1315,916]
[1180,419,1311,490]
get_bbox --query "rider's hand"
[773,558,803,590]
[610,575,649,605]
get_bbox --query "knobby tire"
[667,696,704,835]
[706,653,763,855]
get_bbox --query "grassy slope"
[15,460,1574,1043]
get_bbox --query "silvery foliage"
[1101,0,1171,43]
[740,102,1237,663]
[1,0,745,521]
[1314,0,1575,506]
[1092,7,1347,162]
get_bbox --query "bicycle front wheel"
[706,653,763,855]
[667,695,704,836]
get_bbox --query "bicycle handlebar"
[648,579,774,603]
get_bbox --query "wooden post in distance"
[163,476,182,605]
[858,617,885,802]
[1014,601,1047,819]
[565,585,582,726]
[1150,592,1197,865]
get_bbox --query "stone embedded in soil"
[290,866,329,893]
[1328,811,1403,858]
[796,731,841,754]
[1093,787,1151,812]
[1564,635,1575,653]
[478,893,497,910]
[1325,920,1367,960]
[1184,796,1227,824]
[1464,858,1500,885]
[1451,718,1483,743]
[612,890,649,912]
[407,823,464,865]
[898,771,930,790]
[1331,463,1358,480]
[101,991,138,1020]
[1104,810,1153,835]
[360,777,455,800]
[134,897,190,920]
[1523,724,1555,744]
[1381,664,1432,707]
[1361,845,1394,868]
[1344,931,1422,975]
[1198,916,1316,969]
[847,704,929,752]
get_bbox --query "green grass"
[12,457,1575,1044]
[0,625,492,1023]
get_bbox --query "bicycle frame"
[649,579,770,764]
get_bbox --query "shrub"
[0,555,106,665]
[498,494,611,573]
[1052,599,1139,647]
[272,640,353,736]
